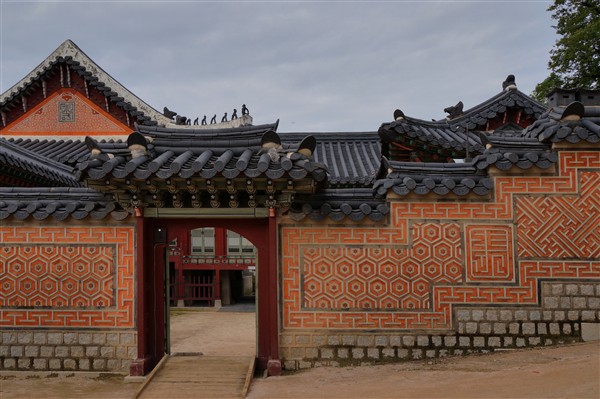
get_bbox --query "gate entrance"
[131,214,279,376]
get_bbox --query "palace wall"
[0,221,137,373]
[279,149,600,370]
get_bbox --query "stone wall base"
[0,330,137,373]
[280,281,600,370]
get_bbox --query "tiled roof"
[471,136,557,171]
[374,160,493,197]
[523,102,600,144]
[379,117,485,158]
[0,187,128,220]
[77,122,328,182]
[442,88,546,130]
[288,188,389,222]
[281,132,381,187]
[0,137,80,187]
[379,85,546,159]
[0,40,171,126]
[7,138,123,165]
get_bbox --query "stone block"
[473,337,485,347]
[529,311,541,321]
[337,348,348,359]
[305,348,318,359]
[93,359,107,370]
[551,284,564,295]
[367,348,380,359]
[425,350,436,358]
[78,333,92,345]
[283,361,297,371]
[49,359,61,370]
[64,333,77,345]
[47,333,63,345]
[0,345,8,357]
[567,311,580,321]
[64,359,77,370]
[560,297,572,308]
[565,284,579,295]
[93,333,106,345]
[25,345,39,357]
[71,346,84,357]
[357,336,374,347]
[522,322,536,335]
[101,346,115,358]
[17,358,32,369]
[4,358,16,369]
[416,336,429,347]
[582,323,600,341]
[298,361,312,369]
[2,332,17,345]
[573,297,587,309]
[493,323,507,334]
[528,337,541,346]
[320,348,334,359]
[397,349,409,359]
[127,347,137,358]
[554,311,566,321]
[55,346,69,358]
[580,285,595,296]
[439,349,449,358]
[582,311,596,321]
[563,324,572,334]
[115,347,127,359]
[106,333,119,345]
[472,310,484,321]
[382,348,395,358]
[514,310,528,321]
[79,358,91,370]
[543,311,553,321]
[537,323,548,335]
[479,323,492,335]
[107,359,120,371]
[516,338,526,347]
[488,337,501,347]
[508,323,520,335]
[549,323,561,335]
[389,336,401,347]
[10,346,23,357]
[457,322,466,334]
[431,336,442,347]
[588,297,600,309]
[503,337,514,347]
[17,332,33,344]
[86,346,100,357]
[411,349,423,360]
[486,310,499,321]
[33,333,47,345]
[375,336,388,347]
[500,310,513,321]
[327,335,340,346]
[40,346,54,357]
[465,322,478,334]
[351,348,364,359]
[456,310,471,321]
[290,348,303,358]
[342,335,355,346]
[295,335,310,345]
[120,333,135,345]
[33,358,47,370]
[459,337,471,347]
[443,336,457,347]
[313,335,326,346]
[402,336,415,347]
[544,297,559,309]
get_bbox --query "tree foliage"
[532,0,600,102]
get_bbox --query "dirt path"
[247,341,600,399]
[1,310,598,399]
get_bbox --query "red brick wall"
[0,225,135,328]
[281,151,600,331]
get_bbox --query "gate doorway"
[132,215,279,376]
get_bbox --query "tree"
[532,0,600,102]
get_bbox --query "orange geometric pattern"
[303,223,462,311]
[2,89,130,137]
[465,225,514,282]
[0,226,134,328]
[282,151,600,330]
[0,245,114,308]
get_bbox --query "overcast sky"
[0,1,556,132]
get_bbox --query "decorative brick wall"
[280,150,600,370]
[0,223,136,372]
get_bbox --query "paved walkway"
[136,354,254,399]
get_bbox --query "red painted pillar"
[266,207,281,376]
[130,210,148,376]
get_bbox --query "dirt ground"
[1,308,598,399]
